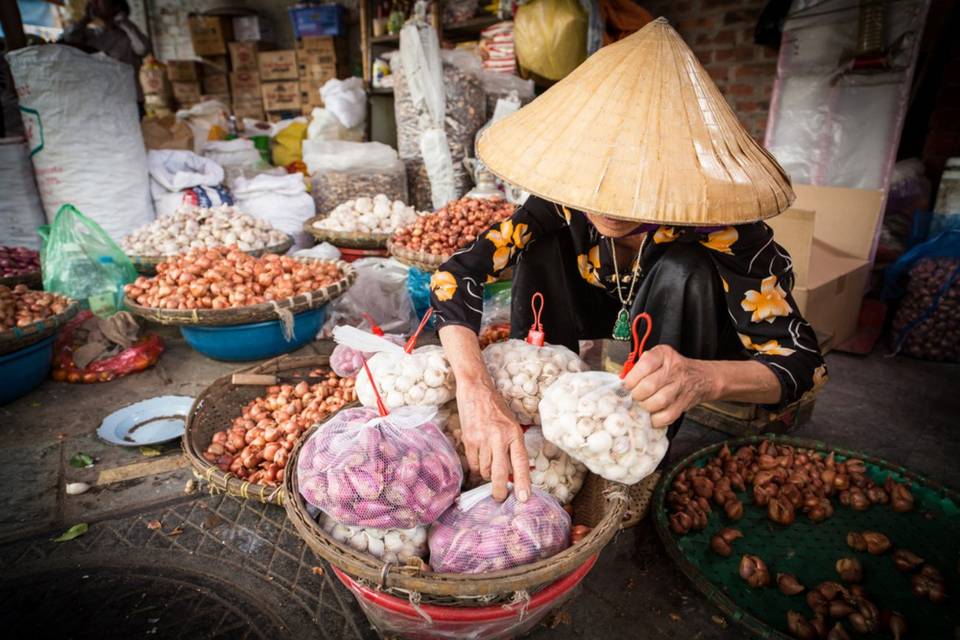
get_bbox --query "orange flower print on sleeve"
[741,275,792,323]
[738,333,796,356]
[486,220,531,271]
[720,276,730,293]
[577,245,602,287]
[430,271,458,302]
[654,226,679,244]
[700,226,738,254]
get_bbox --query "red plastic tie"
[361,312,385,336]
[525,292,546,347]
[620,313,653,379]
[404,307,434,354]
[360,356,389,417]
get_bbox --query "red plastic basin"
[333,554,598,640]
[337,247,389,263]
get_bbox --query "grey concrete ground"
[0,330,957,639]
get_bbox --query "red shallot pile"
[390,198,514,256]
[0,285,71,329]
[0,246,40,278]
[202,371,356,486]
[124,247,343,310]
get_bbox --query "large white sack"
[147,149,231,216]
[232,173,316,249]
[0,137,46,249]
[6,45,154,241]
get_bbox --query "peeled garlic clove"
[66,482,91,495]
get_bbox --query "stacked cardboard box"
[296,36,348,115]
[259,50,300,117]
[166,60,200,109]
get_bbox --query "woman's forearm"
[439,324,494,390]
[702,359,782,405]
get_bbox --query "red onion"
[0,246,40,278]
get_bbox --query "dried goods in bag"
[297,405,462,528]
[428,484,571,574]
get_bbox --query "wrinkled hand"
[622,344,717,429]
[456,381,531,502]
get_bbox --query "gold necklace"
[608,236,646,340]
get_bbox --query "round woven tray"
[284,419,628,604]
[125,259,356,327]
[182,354,335,505]
[128,236,295,275]
[386,240,449,273]
[0,270,43,288]
[653,434,960,640]
[0,298,80,357]
[303,216,392,250]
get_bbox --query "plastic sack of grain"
[318,511,427,563]
[428,483,570,574]
[297,405,462,528]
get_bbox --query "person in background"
[62,0,151,113]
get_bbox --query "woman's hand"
[622,344,719,428]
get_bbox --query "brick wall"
[641,0,779,141]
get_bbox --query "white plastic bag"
[321,77,367,130]
[147,149,229,217]
[427,483,570,574]
[203,138,267,187]
[7,45,154,242]
[294,243,342,261]
[322,258,417,337]
[0,137,46,249]
[307,107,352,141]
[233,173,316,249]
[318,512,428,563]
[177,100,229,155]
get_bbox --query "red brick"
[676,15,717,32]
[762,47,780,60]
[723,9,761,25]
[728,83,754,96]
[733,62,776,78]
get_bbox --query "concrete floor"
[0,331,957,639]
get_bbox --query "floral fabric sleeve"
[430,197,567,333]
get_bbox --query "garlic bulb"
[315,194,422,234]
[437,401,469,476]
[525,427,587,505]
[539,372,668,485]
[318,512,427,563]
[121,205,288,256]
[355,346,456,409]
[482,339,588,425]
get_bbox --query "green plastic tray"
[653,435,959,639]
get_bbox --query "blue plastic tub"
[289,4,345,38]
[179,307,326,362]
[0,333,56,405]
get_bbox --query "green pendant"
[612,308,631,341]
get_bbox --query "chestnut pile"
[667,441,915,535]
[0,285,71,330]
[390,198,515,257]
[202,371,356,486]
[891,257,960,362]
[124,247,344,310]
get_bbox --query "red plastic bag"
[51,311,164,383]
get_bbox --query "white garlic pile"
[355,345,457,410]
[314,194,420,234]
[525,427,587,505]
[318,512,427,563]
[483,340,588,425]
[539,372,668,485]
[121,205,288,256]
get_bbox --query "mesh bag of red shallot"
[297,405,463,528]
[428,484,571,574]
[330,330,406,378]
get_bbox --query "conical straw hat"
[477,17,795,226]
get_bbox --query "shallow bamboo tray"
[128,235,294,275]
[303,217,393,250]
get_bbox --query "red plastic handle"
[404,308,434,354]
[620,313,653,379]
[360,356,389,417]
[525,292,545,347]
[361,312,385,337]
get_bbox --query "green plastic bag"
[39,204,138,317]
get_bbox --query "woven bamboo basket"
[386,240,449,273]
[0,298,80,357]
[128,236,295,275]
[182,354,341,505]
[125,259,356,326]
[284,418,629,604]
[0,270,43,288]
[303,216,393,250]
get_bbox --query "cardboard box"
[188,15,231,57]
[229,41,261,71]
[166,60,198,82]
[296,36,346,59]
[300,86,324,113]
[262,80,301,111]
[259,50,299,81]
[230,70,262,100]
[767,184,885,351]
[202,93,232,106]
[171,81,202,106]
[200,55,229,75]
[233,15,275,43]
[139,65,168,96]
[233,98,265,120]
[202,73,229,95]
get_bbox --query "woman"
[429,19,826,502]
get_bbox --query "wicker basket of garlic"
[305,194,422,249]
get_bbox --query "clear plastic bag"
[436,401,469,476]
[297,405,462,528]
[322,258,418,339]
[329,316,405,378]
[305,140,408,214]
[428,483,570,574]
[318,511,427,563]
[524,427,586,505]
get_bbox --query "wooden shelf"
[441,14,499,38]
[371,33,400,44]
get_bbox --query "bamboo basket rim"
[125,259,356,326]
[0,270,42,288]
[386,239,448,273]
[283,419,629,600]
[128,236,294,275]
[0,297,80,357]
[182,354,335,506]
[303,216,393,250]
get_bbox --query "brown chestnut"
[777,573,805,596]
[892,549,924,572]
[846,531,867,552]
[862,531,891,555]
[768,497,796,525]
[787,610,817,640]
[836,557,863,583]
[740,555,771,588]
[724,498,744,520]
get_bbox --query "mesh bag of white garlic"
[317,511,427,563]
[539,372,668,485]
[297,405,463,529]
[482,339,588,426]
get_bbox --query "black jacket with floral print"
[429,196,827,407]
